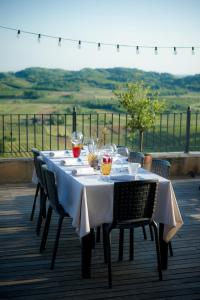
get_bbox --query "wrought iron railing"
[0,107,199,157]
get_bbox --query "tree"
[115,81,165,152]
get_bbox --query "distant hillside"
[0,67,200,97]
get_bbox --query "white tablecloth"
[41,151,183,242]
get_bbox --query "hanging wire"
[0,25,199,54]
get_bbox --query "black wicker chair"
[121,151,147,242]
[102,180,162,288]
[34,156,47,236]
[30,148,41,221]
[151,159,173,257]
[151,159,171,178]
[129,151,145,167]
[96,146,129,244]
[40,165,69,270]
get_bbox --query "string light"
[78,40,81,49]
[192,46,195,55]
[173,47,177,55]
[0,25,199,55]
[38,33,41,43]
[58,37,61,47]
[17,29,20,38]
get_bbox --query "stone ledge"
[151,152,200,178]
[0,158,34,184]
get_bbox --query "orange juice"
[100,154,112,175]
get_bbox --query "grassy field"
[0,87,200,115]
[0,87,200,158]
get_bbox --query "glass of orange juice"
[100,154,112,179]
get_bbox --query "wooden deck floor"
[0,180,200,299]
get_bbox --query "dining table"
[40,149,183,278]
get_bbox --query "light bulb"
[192,47,195,55]
[154,46,158,55]
[136,46,139,55]
[78,40,81,49]
[173,46,177,55]
[17,29,20,38]
[58,37,61,47]
[117,44,120,52]
[98,42,101,51]
[38,34,41,43]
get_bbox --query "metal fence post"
[185,106,191,153]
[72,106,77,132]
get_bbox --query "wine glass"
[71,131,83,145]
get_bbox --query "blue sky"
[0,0,200,75]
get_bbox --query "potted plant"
[114,81,165,152]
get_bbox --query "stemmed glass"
[87,138,99,169]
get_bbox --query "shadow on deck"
[0,179,200,299]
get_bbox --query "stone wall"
[0,152,200,184]
[0,158,34,184]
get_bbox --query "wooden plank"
[0,180,200,299]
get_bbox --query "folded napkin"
[72,167,95,176]
[110,174,135,181]
[48,151,71,158]
[60,158,85,166]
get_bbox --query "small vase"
[144,153,152,171]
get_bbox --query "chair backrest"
[129,151,144,166]
[151,159,171,179]
[117,146,129,157]
[113,180,158,223]
[41,166,62,213]
[32,148,40,157]
[35,156,46,187]
[32,148,40,177]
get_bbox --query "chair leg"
[40,206,53,252]
[36,187,44,235]
[36,190,46,236]
[129,228,134,261]
[103,224,108,264]
[30,183,40,221]
[118,228,124,261]
[142,225,147,240]
[149,224,154,241]
[169,241,173,257]
[50,215,64,270]
[107,231,112,288]
[151,221,163,281]
[96,226,101,243]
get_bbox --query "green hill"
[0,67,199,95]
[0,67,200,114]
